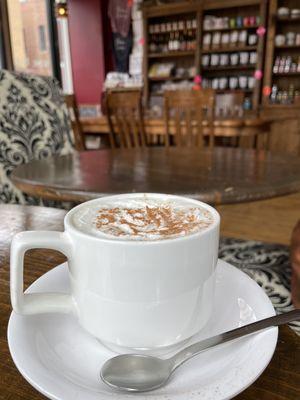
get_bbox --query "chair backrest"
[105,89,147,148]
[64,94,85,151]
[0,69,74,205]
[164,89,215,148]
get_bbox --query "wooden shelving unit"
[142,1,200,104]
[142,0,268,113]
[202,65,256,71]
[148,50,195,58]
[275,44,300,49]
[276,16,300,22]
[202,45,257,53]
[149,76,194,81]
[262,0,300,110]
[203,25,259,33]
[200,0,267,111]
[273,72,300,76]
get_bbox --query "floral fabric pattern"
[219,237,299,335]
[0,70,74,205]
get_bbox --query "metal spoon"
[101,309,300,392]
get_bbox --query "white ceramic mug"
[10,194,220,354]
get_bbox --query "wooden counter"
[80,114,300,154]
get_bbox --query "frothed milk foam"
[71,195,214,241]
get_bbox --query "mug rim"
[64,193,220,245]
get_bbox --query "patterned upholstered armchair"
[0,70,74,205]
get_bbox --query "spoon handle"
[170,309,300,370]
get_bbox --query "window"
[38,25,47,51]
[7,0,54,76]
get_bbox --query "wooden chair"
[105,90,147,148]
[163,89,215,148]
[64,94,86,151]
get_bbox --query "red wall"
[68,0,105,104]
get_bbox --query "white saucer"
[8,260,278,400]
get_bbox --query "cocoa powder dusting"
[94,204,212,240]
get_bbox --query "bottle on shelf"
[149,25,156,53]
[186,20,195,51]
[183,21,188,50]
[273,56,300,74]
[273,56,280,74]
[161,23,168,52]
[270,85,278,103]
[269,84,299,104]
[288,84,295,103]
[173,22,180,51]
[168,30,174,51]
[179,21,186,51]
[243,97,252,111]
[148,18,199,54]
[284,56,292,73]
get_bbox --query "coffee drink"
[72,195,213,240]
[11,193,220,353]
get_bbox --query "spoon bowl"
[100,310,300,392]
[101,354,171,392]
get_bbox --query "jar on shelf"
[219,77,228,90]
[239,76,248,89]
[220,53,229,66]
[229,76,238,89]
[230,52,239,65]
[239,30,247,45]
[212,78,219,89]
[212,32,221,48]
[286,32,296,46]
[202,54,210,67]
[203,33,212,50]
[236,16,243,28]
[211,53,220,66]
[240,52,249,65]
[249,52,257,65]
[248,76,255,89]
[230,31,239,47]
[275,34,285,47]
[248,33,258,46]
[221,33,230,47]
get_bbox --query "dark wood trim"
[46,0,61,81]
[262,0,277,107]
[142,1,199,18]
[261,104,300,119]
[203,0,262,10]
[0,0,13,70]
[142,15,149,103]
[253,0,268,109]
[195,7,203,76]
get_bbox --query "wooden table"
[0,203,299,399]
[11,147,300,205]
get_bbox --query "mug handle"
[10,231,76,315]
